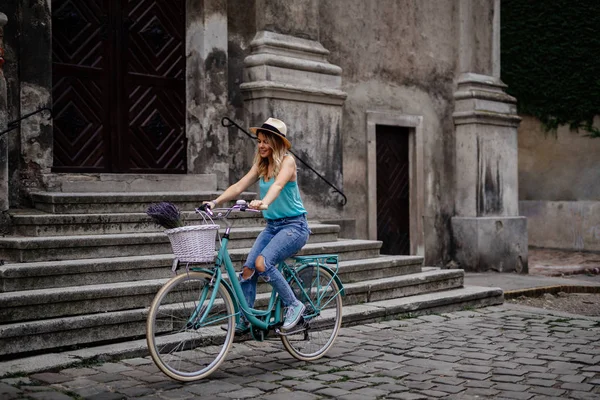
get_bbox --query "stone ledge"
[240,81,347,105]
[244,54,342,76]
[453,110,522,127]
[40,173,217,193]
[249,30,330,58]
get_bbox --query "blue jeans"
[240,214,310,310]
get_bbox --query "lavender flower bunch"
[146,202,184,229]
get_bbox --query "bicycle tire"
[281,265,343,361]
[146,271,235,381]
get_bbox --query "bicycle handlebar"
[195,200,261,220]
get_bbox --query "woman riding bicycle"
[204,117,310,333]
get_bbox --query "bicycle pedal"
[275,324,308,336]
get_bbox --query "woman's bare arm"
[209,164,259,207]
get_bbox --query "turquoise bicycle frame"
[189,235,280,331]
[187,225,345,333]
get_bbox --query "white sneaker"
[282,302,306,330]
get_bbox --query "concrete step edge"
[0,223,340,249]
[343,269,464,293]
[0,268,455,306]
[8,210,265,225]
[30,191,257,204]
[0,282,490,337]
[0,285,503,377]
[0,239,384,277]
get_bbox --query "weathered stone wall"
[320,0,462,264]
[18,0,53,201]
[518,115,600,201]
[521,200,600,252]
[2,1,22,208]
[227,0,258,186]
[256,0,319,41]
[186,0,231,189]
[1,12,8,213]
[518,115,600,252]
[4,0,504,267]
[224,0,500,265]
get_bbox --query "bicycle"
[146,200,345,382]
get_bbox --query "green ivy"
[501,0,600,138]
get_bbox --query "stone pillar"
[451,73,527,272]
[0,12,8,212]
[451,1,528,273]
[241,0,347,218]
[186,0,229,189]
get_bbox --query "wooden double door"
[52,0,187,173]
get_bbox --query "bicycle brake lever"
[196,203,214,217]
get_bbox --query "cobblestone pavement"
[1,304,599,400]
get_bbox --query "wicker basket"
[165,224,220,263]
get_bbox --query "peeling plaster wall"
[186,0,231,189]
[2,1,21,208]
[20,1,52,203]
[256,0,319,41]
[227,0,257,186]
[318,0,460,265]
[1,12,8,212]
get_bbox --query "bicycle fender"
[192,268,240,315]
[297,263,345,296]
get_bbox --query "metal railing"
[221,117,347,206]
[0,107,53,138]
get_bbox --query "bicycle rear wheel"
[281,265,343,361]
[146,271,235,381]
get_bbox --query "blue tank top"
[259,177,307,220]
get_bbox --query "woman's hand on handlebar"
[249,199,268,210]
[202,200,217,210]
[198,201,216,214]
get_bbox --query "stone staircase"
[0,175,503,364]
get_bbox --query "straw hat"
[249,117,291,149]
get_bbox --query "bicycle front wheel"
[146,271,235,381]
[281,265,343,361]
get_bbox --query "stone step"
[42,173,218,193]
[0,223,340,263]
[30,191,256,214]
[0,286,504,375]
[0,239,387,292]
[0,255,425,323]
[8,209,266,236]
[0,269,465,357]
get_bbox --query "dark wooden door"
[51,0,186,173]
[376,125,410,255]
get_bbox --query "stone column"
[241,0,347,218]
[451,1,528,273]
[186,0,229,189]
[0,12,8,212]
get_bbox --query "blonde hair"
[253,131,288,180]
